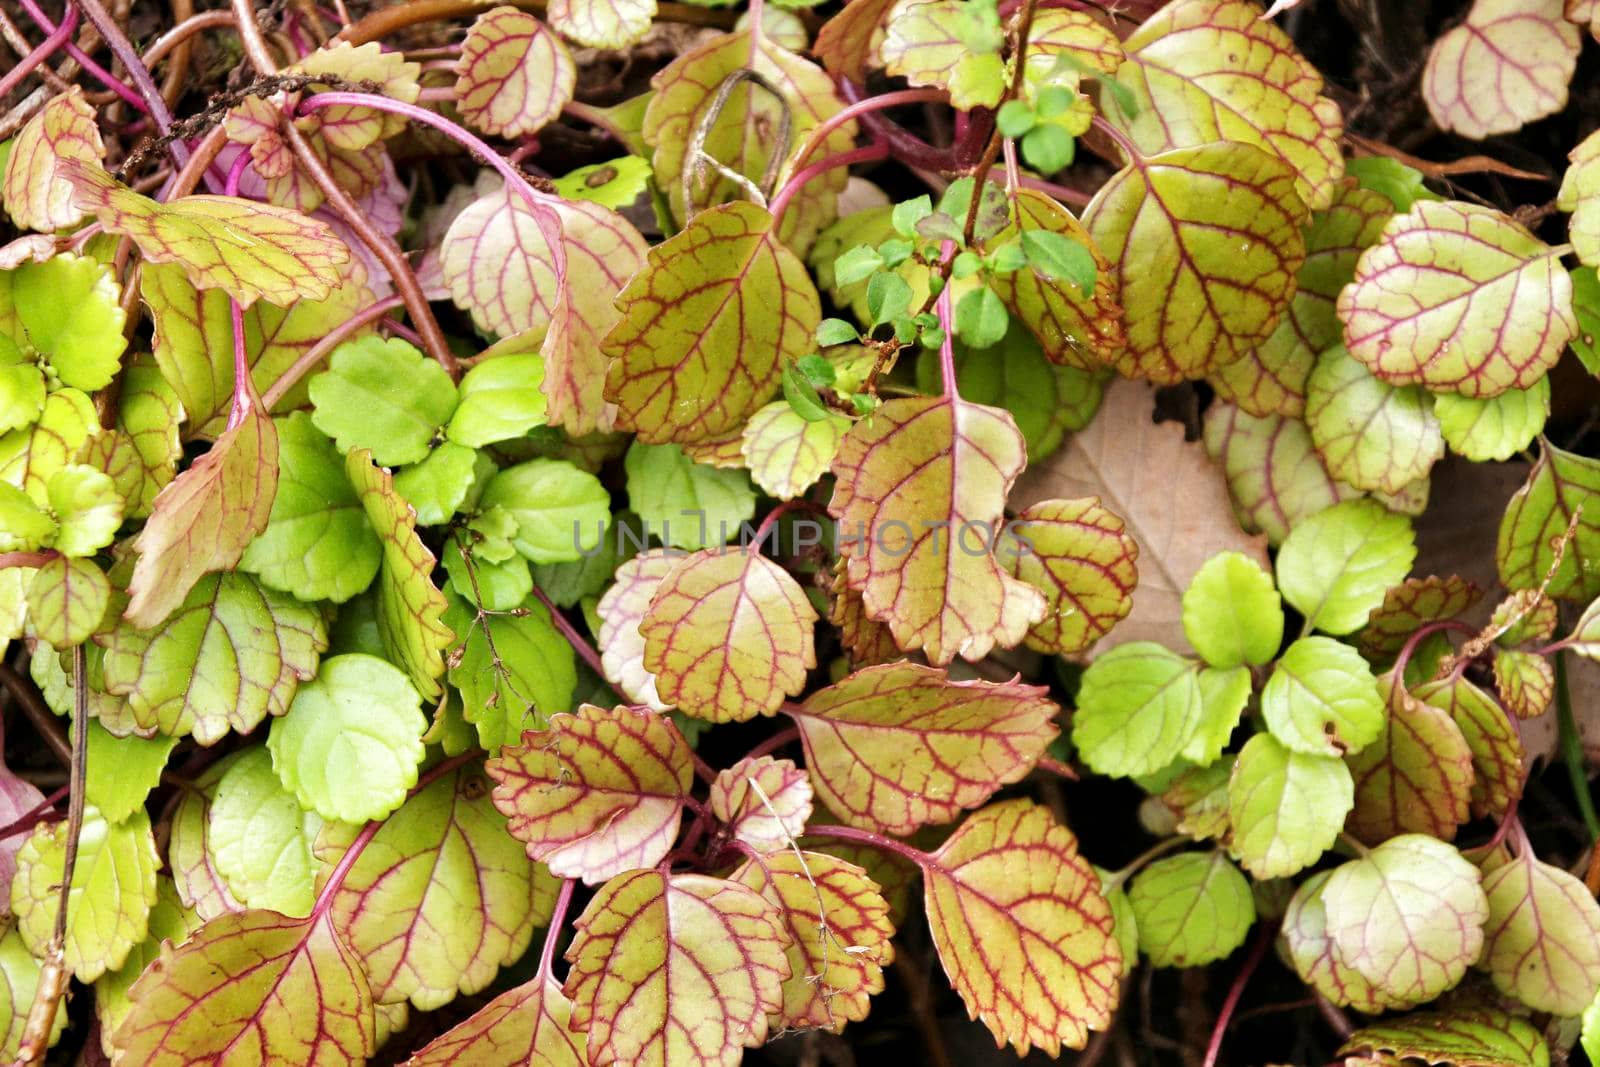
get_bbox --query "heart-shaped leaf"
[455,7,575,138]
[1306,346,1444,494]
[27,555,109,649]
[1435,379,1550,462]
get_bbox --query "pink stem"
[18,0,149,116]
[935,251,958,398]
[1036,756,1079,781]
[0,3,77,102]
[224,150,258,427]
[690,750,716,786]
[537,879,576,980]
[1202,922,1275,1067]
[1089,114,1139,163]
[743,726,800,762]
[529,585,607,678]
[802,823,931,867]
[1018,174,1091,207]
[770,143,888,228]
[1391,619,1477,683]
[0,551,59,570]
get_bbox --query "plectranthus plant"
[2,0,1600,1063]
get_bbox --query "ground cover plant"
[6,0,1600,1063]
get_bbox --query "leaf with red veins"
[1211,179,1392,419]
[548,0,654,49]
[1358,575,1482,657]
[1423,0,1579,139]
[1493,648,1555,718]
[1571,0,1600,35]
[709,756,814,853]
[1004,498,1139,656]
[60,160,351,308]
[1083,141,1307,384]
[1490,587,1560,644]
[1345,669,1474,845]
[167,757,246,921]
[1026,9,1124,74]
[108,909,376,1066]
[603,202,820,445]
[1337,200,1576,398]
[403,976,585,1067]
[2,87,105,232]
[824,557,902,669]
[1202,403,1359,547]
[987,190,1124,371]
[790,662,1058,836]
[1479,848,1600,1015]
[740,402,848,500]
[563,870,791,1067]
[596,550,675,711]
[1102,0,1345,210]
[345,448,452,700]
[441,183,563,340]
[122,398,278,630]
[829,395,1044,665]
[814,0,899,81]
[321,766,543,1011]
[1305,345,1444,495]
[487,703,694,884]
[292,41,422,150]
[541,199,649,435]
[1415,675,1524,820]
[456,7,575,138]
[1280,870,1390,1013]
[923,799,1121,1056]
[254,134,388,217]
[730,849,895,1032]
[881,0,1006,109]
[224,96,293,179]
[680,429,747,469]
[640,548,818,723]
[1340,1008,1550,1067]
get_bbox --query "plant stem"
[1018,174,1092,207]
[1036,755,1078,781]
[537,879,576,979]
[229,0,279,73]
[0,551,58,570]
[528,584,608,678]
[224,149,259,428]
[334,0,737,45]
[261,294,405,409]
[17,0,149,116]
[0,3,77,103]
[744,726,800,762]
[802,823,930,867]
[140,9,236,71]
[1555,651,1600,841]
[1103,835,1187,891]
[935,272,958,397]
[0,786,69,844]
[1390,618,1477,683]
[769,143,888,228]
[1201,922,1275,1067]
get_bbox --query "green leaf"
[479,457,610,563]
[445,593,577,750]
[1127,850,1254,968]
[1480,849,1600,1015]
[6,253,127,391]
[625,441,757,550]
[1277,499,1417,635]
[165,754,245,921]
[12,806,159,981]
[1571,266,1600,376]
[0,386,98,504]
[208,747,326,917]
[0,481,52,551]
[447,352,549,447]
[1184,665,1250,766]
[81,360,183,520]
[45,463,123,557]
[1019,229,1095,294]
[0,354,45,436]
[239,412,382,603]
[80,718,177,824]
[953,284,1009,348]
[833,245,883,287]
[1020,124,1075,174]
[443,535,534,612]
[1260,636,1384,757]
[101,571,327,744]
[1343,1008,1549,1067]
[1180,551,1282,668]
[1346,156,1440,212]
[882,0,1006,109]
[1073,642,1203,778]
[267,654,426,823]
[310,335,459,466]
[1226,731,1351,879]
[867,271,913,327]
[1497,438,1600,601]
[1306,346,1444,494]
[26,555,109,649]
[552,155,653,208]
[1436,377,1550,462]
[392,442,482,526]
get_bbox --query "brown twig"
[1343,132,1554,183]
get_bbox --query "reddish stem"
[529,585,607,678]
[224,150,259,428]
[1089,114,1139,163]
[537,879,576,979]
[770,143,889,227]
[1391,619,1478,683]
[802,823,931,867]
[0,3,77,102]
[261,294,405,409]
[1036,756,1079,781]
[690,750,717,786]
[16,0,148,114]
[837,79,963,172]
[0,786,69,844]
[1201,922,1276,1067]
[0,551,58,570]
[1018,174,1092,208]
[744,726,800,762]
[935,255,958,397]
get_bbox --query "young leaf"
[1210,179,1392,419]
[1422,0,1581,139]
[1480,848,1600,1014]
[108,909,375,1066]
[346,448,453,699]
[1493,647,1555,718]
[730,849,895,1032]
[1341,1008,1549,1067]
[123,399,278,630]
[404,976,585,1066]
[1497,438,1600,600]
[1186,665,1250,765]
[487,703,694,883]
[455,7,575,138]
[1276,498,1417,635]
[1083,138,1307,384]
[740,401,849,500]
[1360,575,1483,657]
[563,870,790,1067]
[881,0,1006,109]
[12,806,159,980]
[548,0,652,47]
[709,756,814,853]
[309,336,458,466]
[444,592,575,750]
[1338,200,1576,397]
[830,395,1044,664]
[790,662,1057,835]
[603,202,821,444]
[444,353,547,450]
[1306,346,1444,494]
[1180,551,1282,668]
[626,442,757,550]
[267,654,425,824]
[1227,732,1352,879]
[321,765,545,1010]
[26,555,109,649]
[1345,670,1474,844]
[60,161,351,307]
[596,549,675,710]
[2,87,104,231]
[1319,834,1489,1010]
[479,458,610,563]
[80,719,176,823]
[1127,850,1254,967]
[1260,636,1383,757]
[1101,0,1344,209]
[1072,642,1202,778]
[5,253,127,391]
[43,463,122,558]
[101,571,327,744]
[641,548,818,722]
[292,40,422,147]
[208,748,325,916]
[1006,497,1140,656]
[1415,675,1524,819]
[1436,378,1550,461]
[921,799,1121,1055]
